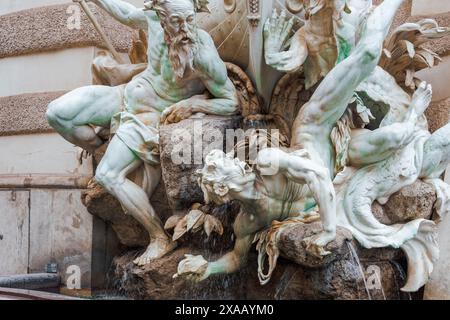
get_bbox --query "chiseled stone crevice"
[0,3,134,59]
[0,91,67,136]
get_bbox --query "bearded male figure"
[46,0,239,265]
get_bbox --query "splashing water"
[389,260,412,300]
[346,242,372,300]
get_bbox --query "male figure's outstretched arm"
[80,0,152,29]
[175,210,262,280]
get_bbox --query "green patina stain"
[336,35,352,63]
[303,199,318,213]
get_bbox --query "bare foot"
[302,230,336,258]
[133,238,177,266]
[410,81,433,117]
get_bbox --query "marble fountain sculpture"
[47,0,450,299]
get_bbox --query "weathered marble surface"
[278,223,353,269]
[41,0,450,298]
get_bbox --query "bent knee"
[46,101,62,126]
[95,168,120,189]
[46,99,73,131]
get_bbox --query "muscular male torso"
[123,13,210,115]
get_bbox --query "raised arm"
[293,0,405,130]
[86,0,150,29]
[174,209,260,281]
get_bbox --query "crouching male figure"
[46,0,239,265]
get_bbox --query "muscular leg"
[290,0,405,172]
[46,85,123,153]
[95,135,176,265]
[421,123,450,179]
[420,123,450,221]
[349,82,432,167]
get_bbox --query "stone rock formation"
[110,239,414,300]
[159,116,242,209]
[96,179,434,300]
[81,173,435,300]
[278,223,353,268]
[371,181,437,225]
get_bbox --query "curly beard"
[164,28,199,80]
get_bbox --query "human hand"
[264,9,295,55]
[173,254,210,282]
[160,103,194,125]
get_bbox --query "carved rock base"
[371,180,436,225]
[81,180,172,248]
[109,244,415,300]
[278,222,353,268]
[159,116,242,209]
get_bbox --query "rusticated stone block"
[0,91,66,136]
[0,4,134,59]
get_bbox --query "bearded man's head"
[145,0,210,79]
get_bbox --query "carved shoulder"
[194,30,228,84]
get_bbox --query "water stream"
[346,242,372,300]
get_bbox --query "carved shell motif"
[286,0,304,14]
[197,0,250,69]
[223,0,237,13]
